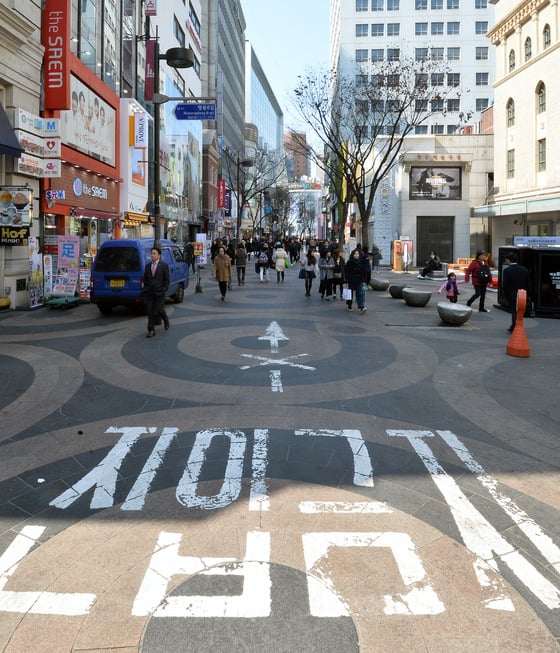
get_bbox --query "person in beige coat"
[272,243,288,283]
[212,246,232,301]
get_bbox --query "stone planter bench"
[369,277,390,291]
[437,302,473,325]
[389,284,409,299]
[402,288,432,307]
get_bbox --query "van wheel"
[173,284,185,303]
[98,304,113,315]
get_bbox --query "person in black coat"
[143,246,170,338]
[502,252,530,332]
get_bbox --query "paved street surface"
[0,263,559,653]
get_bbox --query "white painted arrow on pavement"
[258,321,289,353]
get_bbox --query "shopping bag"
[342,288,352,301]
[298,268,306,279]
[285,258,291,269]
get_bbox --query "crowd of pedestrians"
[204,236,380,315]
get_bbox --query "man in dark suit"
[502,252,530,333]
[143,246,170,338]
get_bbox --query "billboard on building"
[409,167,462,200]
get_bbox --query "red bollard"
[506,289,530,358]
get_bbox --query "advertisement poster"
[195,233,208,265]
[52,236,79,297]
[28,236,44,308]
[0,186,32,227]
[409,167,462,200]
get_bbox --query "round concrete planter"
[388,284,409,299]
[437,302,473,325]
[369,277,390,291]
[402,288,432,307]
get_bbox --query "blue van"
[90,238,188,314]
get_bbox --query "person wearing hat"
[464,250,492,312]
[502,252,530,332]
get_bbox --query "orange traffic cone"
[506,289,530,358]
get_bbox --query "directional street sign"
[174,102,216,120]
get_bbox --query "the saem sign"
[41,0,71,110]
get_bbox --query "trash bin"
[497,246,560,317]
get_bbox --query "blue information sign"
[174,103,216,120]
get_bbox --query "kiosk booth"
[497,244,560,317]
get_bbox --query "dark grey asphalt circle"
[141,562,359,653]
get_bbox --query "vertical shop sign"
[41,0,71,110]
[218,179,226,209]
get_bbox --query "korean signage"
[144,39,156,101]
[12,109,61,178]
[41,0,71,110]
[218,179,226,209]
[174,103,216,121]
[145,0,157,15]
[409,167,462,200]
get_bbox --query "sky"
[242,1,330,129]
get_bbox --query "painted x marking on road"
[240,353,316,371]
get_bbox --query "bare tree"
[222,148,288,238]
[290,57,468,248]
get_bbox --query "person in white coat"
[272,243,288,283]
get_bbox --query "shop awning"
[0,103,23,158]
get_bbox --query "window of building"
[356,49,368,62]
[476,72,488,85]
[543,24,551,49]
[447,47,460,60]
[447,22,460,35]
[431,47,444,60]
[447,98,460,111]
[356,99,369,115]
[431,72,444,85]
[507,149,515,178]
[371,74,384,86]
[416,73,429,87]
[475,0,487,7]
[387,48,400,60]
[447,0,459,8]
[431,98,444,111]
[356,24,368,37]
[387,0,400,9]
[476,98,489,111]
[431,124,444,134]
[372,0,384,9]
[371,49,384,61]
[416,47,428,60]
[371,23,384,36]
[525,37,532,61]
[356,74,368,86]
[415,125,429,134]
[356,0,368,10]
[387,73,400,86]
[416,0,428,9]
[173,16,185,47]
[506,98,515,126]
[431,0,443,8]
[537,82,546,113]
[388,23,400,36]
[416,22,428,35]
[372,99,385,112]
[416,99,428,111]
[431,22,444,35]
[475,21,488,35]
[387,99,400,113]
[538,139,546,172]
[189,2,200,36]
[476,47,488,60]
[509,49,515,72]
[447,72,460,86]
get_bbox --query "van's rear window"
[94,247,141,273]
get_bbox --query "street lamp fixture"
[152,42,194,248]
[236,154,254,238]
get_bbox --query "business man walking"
[143,246,170,338]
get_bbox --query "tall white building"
[330,0,495,133]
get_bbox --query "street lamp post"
[152,42,194,249]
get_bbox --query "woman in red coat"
[464,250,492,312]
